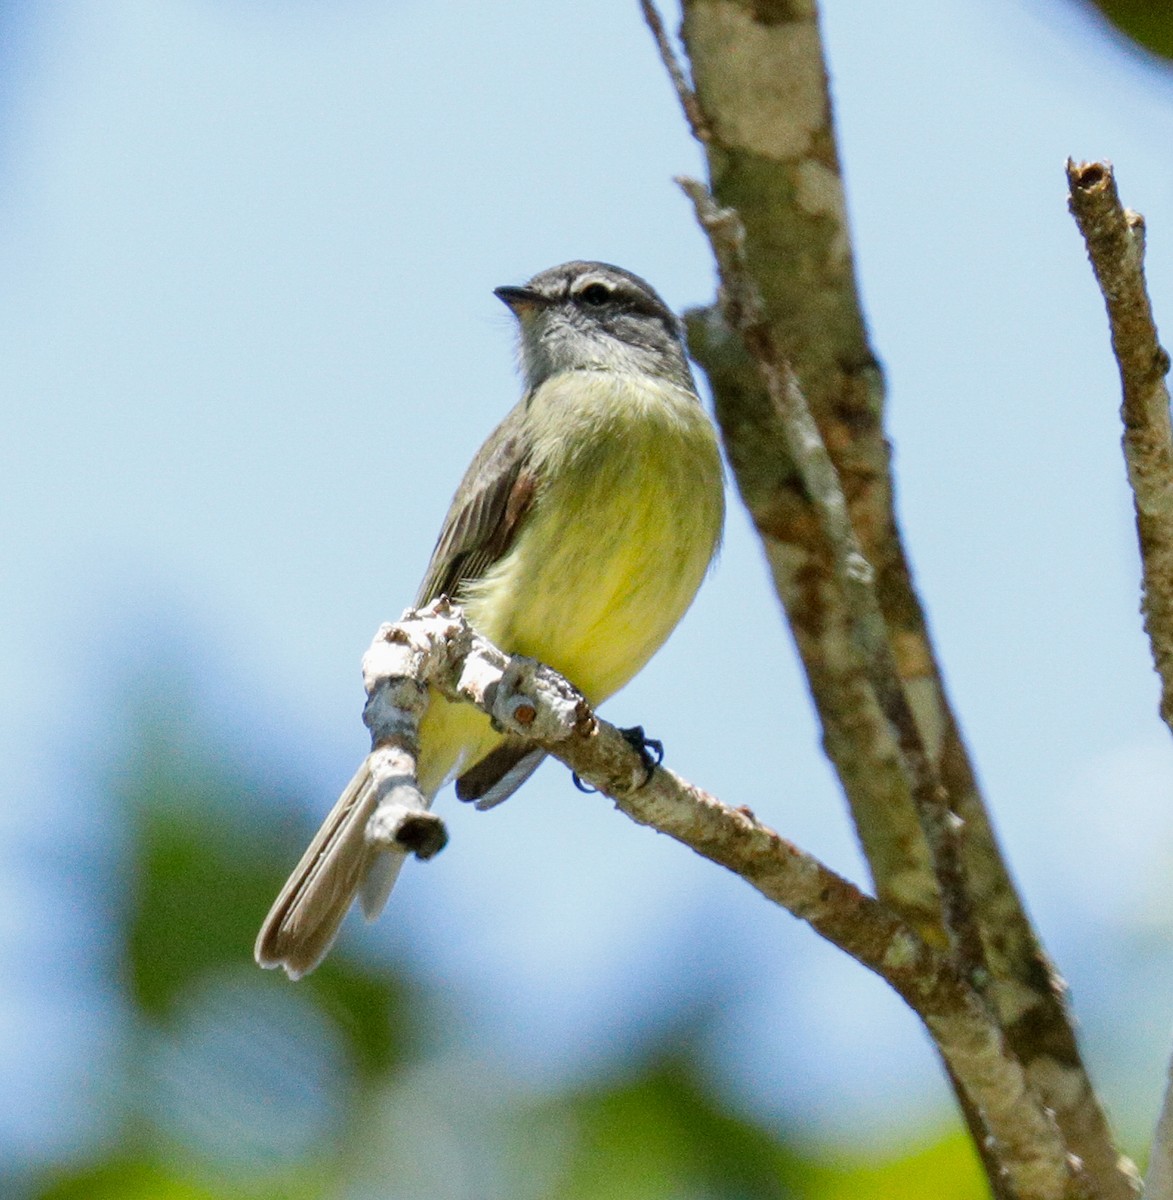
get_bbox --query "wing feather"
[415,400,536,605]
[455,740,546,809]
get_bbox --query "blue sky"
[4,0,1173,1172]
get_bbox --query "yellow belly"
[417,369,724,796]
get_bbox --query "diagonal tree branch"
[676,176,986,986]
[641,4,1137,1194]
[1067,158,1173,732]
[639,0,711,142]
[671,0,945,947]
[679,176,1023,1200]
[1065,156,1173,1200]
[361,600,1074,1200]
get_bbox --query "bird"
[255,261,725,978]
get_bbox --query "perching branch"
[1066,158,1173,1200]
[363,599,1072,1200]
[1067,159,1173,734]
[642,5,1137,1195]
[361,638,448,860]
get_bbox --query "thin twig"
[677,177,990,992]
[1067,159,1173,733]
[638,0,711,142]
[1067,157,1173,1200]
[361,601,1073,1200]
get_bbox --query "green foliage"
[36,1156,331,1200]
[538,1057,806,1199]
[117,699,412,1082]
[1087,0,1173,59]
[303,958,410,1084]
[38,1160,219,1200]
[125,778,284,1020]
[531,1060,985,1200]
[804,1129,985,1200]
[32,696,413,1198]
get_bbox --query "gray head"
[494,261,695,393]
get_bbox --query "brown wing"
[415,398,547,805]
[415,399,537,606]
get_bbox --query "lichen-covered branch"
[678,177,986,986]
[1066,156,1173,1200]
[1067,159,1173,733]
[362,600,1073,1200]
[642,5,1136,1194]
[361,625,450,859]
[675,0,944,947]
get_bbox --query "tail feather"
[256,759,391,979]
[358,850,408,921]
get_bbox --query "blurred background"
[4,0,1173,1196]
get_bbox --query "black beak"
[494,284,548,313]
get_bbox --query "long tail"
[255,758,415,979]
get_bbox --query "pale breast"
[464,370,724,703]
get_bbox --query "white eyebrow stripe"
[570,276,615,294]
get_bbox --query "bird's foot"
[619,725,663,786]
[572,725,663,794]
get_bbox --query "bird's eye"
[578,282,613,306]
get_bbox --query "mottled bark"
[1067,159,1173,1200]
[642,2,1137,1194]
[679,178,987,984]
[1067,160,1173,731]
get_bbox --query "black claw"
[572,729,663,793]
[619,725,664,786]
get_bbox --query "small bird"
[256,261,725,978]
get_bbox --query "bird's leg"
[572,724,663,793]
